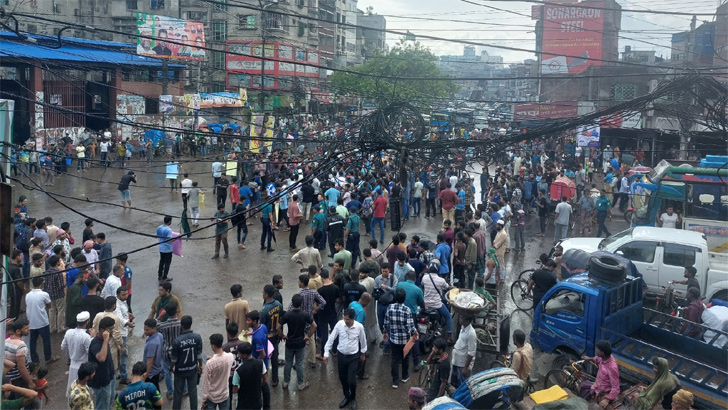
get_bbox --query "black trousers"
[426,198,437,217]
[390,342,410,384]
[158,252,173,279]
[338,353,359,400]
[289,224,300,249]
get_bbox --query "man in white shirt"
[62,311,94,396]
[451,315,477,388]
[449,174,458,192]
[658,206,680,229]
[26,276,58,363]
[101,264,123,299]
[180,173,193,210]
[422,269,453,344]
[323,308,367,410]
[211,158,224,195]
[114,286,134,384]
[99,139,111,167]
[553,196,573,241]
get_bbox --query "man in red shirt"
[371,190,388,245]
[438,188,458,224]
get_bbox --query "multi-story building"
[438,46,503,100]
[357,10,386,60]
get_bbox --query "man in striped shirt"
[157,301,181,400]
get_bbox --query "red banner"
[541,2,605,75]
[514,102,578,121]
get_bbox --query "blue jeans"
[29,325,51,363]
[437,304,453,334]
[77,158,85,170]
[91,379,115,410]
[119,336,129,379]
[371,217,385,243]
[163,359,173,394]
[402,198,410,219]
[237,223,248,244]
[413,198,421,216]
[283,346,306,387]
[204,398,230,410]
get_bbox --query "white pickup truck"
[557,227,728,302]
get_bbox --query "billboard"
[514,102,578,121]
[576,123,600,147]
[541,2,604,74]
[136,12,205,61]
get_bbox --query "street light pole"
[259,0,278,112]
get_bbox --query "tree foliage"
[330,41,458,108]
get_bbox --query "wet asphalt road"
[11,155,629,409]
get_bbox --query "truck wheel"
[589,254,627,282]
[551,352,579,371]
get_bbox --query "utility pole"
[679,15,698,161]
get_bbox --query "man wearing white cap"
[61,311,95,397]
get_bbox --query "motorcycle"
[417,309,447,353]
[623,207,635,224]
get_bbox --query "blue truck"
[529,273,728,408]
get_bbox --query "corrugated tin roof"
[0,31,185,67]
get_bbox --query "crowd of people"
[3,127,702,410]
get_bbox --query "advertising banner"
[600,111,642,129]
[576,123,600,147]
[200,93,244,108]
[541,2,604,74]
[249,115,264,153]
[514,102,578,121]
[160,95,174,113]
[136,12,205,61]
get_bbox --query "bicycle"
[418,360,438,390]
[510,261,541,312]
[544,359,596,391]
[488,354,538,394]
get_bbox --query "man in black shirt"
[7,250,25,319]
[343,271,366,307]
[301,182,316,223]
[117,170,137,209]
[216,174,230,208]
[170,315,203,410]
[277,294,316,390]
[425,338,451,402]
[272,275,284,305]
[88,317,116,409]
[326,206,345,258]
[233,342,266,410]
[528,260,557,307]
[675,266,700,294]
[80,277,105,329]
[316,270,341,359]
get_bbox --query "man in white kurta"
[60,311,94,396]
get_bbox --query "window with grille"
[212,21,227,41]
[212,51,226,69]
[212,82,226,92]
[238,15,256,29]
[265,13,288,31]
[126,0,137,9]
[214,0,228,11]
[298,21,305,37]
[188,11,207,21]
[611,84,636,101]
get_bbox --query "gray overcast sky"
[356,0,723,63]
